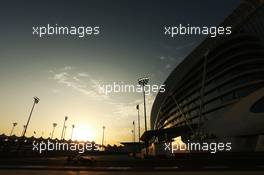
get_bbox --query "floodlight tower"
[22,97,40,138]
[71,124,75,140]
[51,123,57,139]
[10,122,18,136]
[136,104,140,142]
[131,129,134,142]
[63,126,67,139]
[21,125,26,136]
[61,116,68,140]
[102,126,106,150]
[138,77,149,132]
[133,121,136,142]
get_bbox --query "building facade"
[149,0,264,154]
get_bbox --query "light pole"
[51,123,57,139]
[22,97,39,138]
[10,122,18,136]
[131,129,134,142]
[61,116,68,140]
[63,126,67,140]
[136,104,140,142]
[138,77,149,132]
[133,121,135,142]
[138,77,150,157]
[21,125,26,136]
[71,124,75,140]
[102,126,105,150]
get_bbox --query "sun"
[72,124,96,142]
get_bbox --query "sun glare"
[72,125,96,142]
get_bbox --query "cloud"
[51,69,108,100]
[165,64,172,69]
[159,56,166,60]
[62,66,74,71]
[78,72,89,77]
[73,76,80,81]
[54,72,67,81]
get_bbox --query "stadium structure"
[142,0,264,155]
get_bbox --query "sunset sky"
[0,0,239,145]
